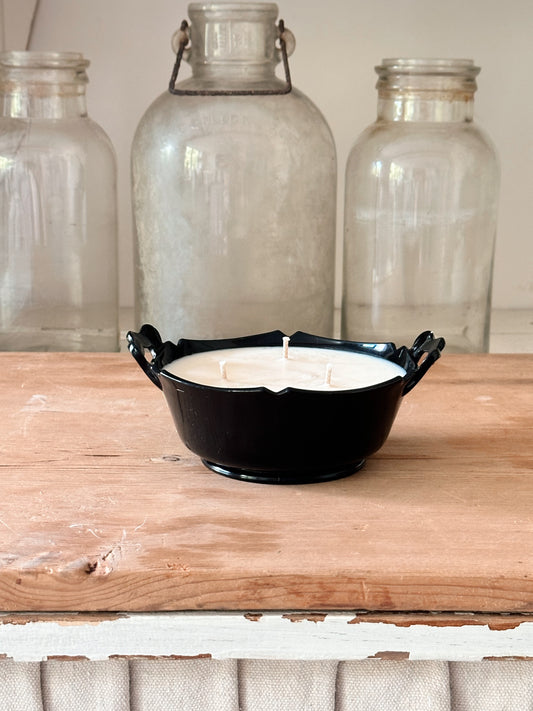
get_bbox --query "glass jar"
[0,51,119,351]
[132,2,336,341]
[342,58,499,352]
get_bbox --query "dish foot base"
[202,459,366,485]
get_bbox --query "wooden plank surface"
[0,352,531,612]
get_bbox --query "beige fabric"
[3,657,533,709]
[0,660,42,711]
[129,658,239,711]
[337,660,451,711]
[239,659,338,710]
[450,661,533,710]
[41,659,130,711]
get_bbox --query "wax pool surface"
[164,346,406,392]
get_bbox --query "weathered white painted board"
[2,612,533,663]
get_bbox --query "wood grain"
[0,352,531,612]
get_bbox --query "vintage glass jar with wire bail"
[132,2,337,341]
[342,59,499,352]
[0,51,119,351]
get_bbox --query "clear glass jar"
[342,58,499,352]
[0,51,119,351]
[132,2,336,341]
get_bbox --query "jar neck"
[0,51,89,119]
[377,95,475,122]
[183,2,282,88]
[375,58,479,123]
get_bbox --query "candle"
[164,344,406,392]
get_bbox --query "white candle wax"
[165,345,406,392]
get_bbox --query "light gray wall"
[3,0,532,311]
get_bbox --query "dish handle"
[126,325,164,390]
[402,331,446,395]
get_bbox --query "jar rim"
[376,58,480,77]
[0,51,90,70]
[188,2,278,16]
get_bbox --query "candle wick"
[325,363,333,386]
[283,336,290,360]
[219,360,228,380]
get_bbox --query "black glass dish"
[127,326,445,484]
